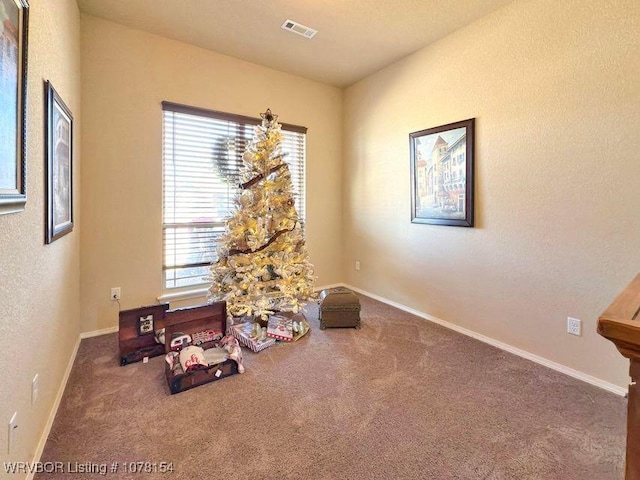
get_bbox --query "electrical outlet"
[567,317,582,336]
[355,261,361,271]
[32,374,39,405]
[8,412,17,455]
[111,287,121,301]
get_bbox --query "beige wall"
[0,0,82,465]
[3,0,636,466]
[80,15,343,331]
[343,0,640,388]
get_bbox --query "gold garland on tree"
[208,109,315,320]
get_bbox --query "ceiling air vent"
[281,19,317,39]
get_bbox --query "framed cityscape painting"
[410,118,475,227]
[45,81,73,243]
[0,0,29,215]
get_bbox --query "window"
[162,102,306,289]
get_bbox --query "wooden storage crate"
[164,302,240,394]
[166,358,239,394]
[119,303,169,365]
[318,287,361,329]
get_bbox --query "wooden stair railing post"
[597,273,640,480]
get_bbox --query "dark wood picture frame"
[0,0,29,215]
[410,118,475,227]
[45,81,73,243]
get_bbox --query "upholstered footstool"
[318,287,361,329]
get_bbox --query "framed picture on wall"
[0,0,29,215]
[45,81,73,243]
[410,118,475,227]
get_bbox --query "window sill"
[157,286,210,304]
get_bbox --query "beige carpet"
[36,294,626,479]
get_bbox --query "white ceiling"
[77,0,514,88]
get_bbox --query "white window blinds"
[162,102,307,289]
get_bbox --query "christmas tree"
[208,109,315,320]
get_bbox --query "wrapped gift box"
[231,322,277,352]
[267,314,294,342]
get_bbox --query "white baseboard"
[314,283,343,292]
[343,283,628,397]
[27,335,82,480]
[80,326,118,339]
[28,325,120,479]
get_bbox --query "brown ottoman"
[318,287,361,330]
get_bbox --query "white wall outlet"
[111,287,121,301]
[8,412,17,455]
[567,317,582,336]
[32,374,39,405]
[355,261,361,271]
